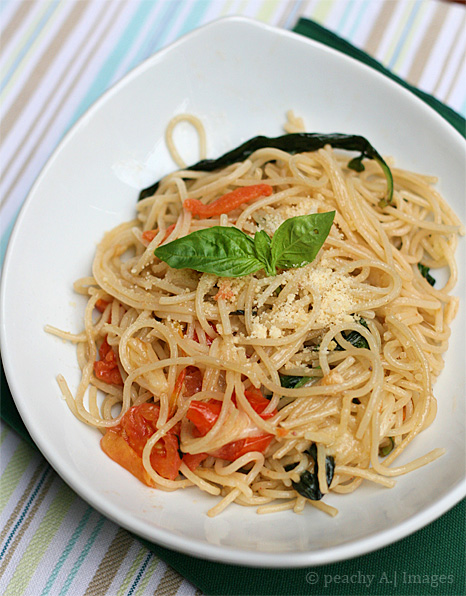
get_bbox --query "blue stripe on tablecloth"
[70,0,154,126]
[139,0,187,57]
[346,0,371,39]
[388,0,423,70]
[58,516,106,596]
[127,551,153,596]
[40,506,93,596]
[166,0,212,46]
[336,0,355,33]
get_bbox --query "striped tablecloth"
[1,1,465,595]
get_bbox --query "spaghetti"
[47,115,464,517]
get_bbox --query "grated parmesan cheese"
[248,256,360,339]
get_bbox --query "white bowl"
[1,17,465,567]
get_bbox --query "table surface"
[1,1,465,595]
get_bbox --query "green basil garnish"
[253,230,274,276]
[418,263,436,286]
[154,212,335,278]
[271,212,335,270]
[139,133,393,207]
[153,226,262,277]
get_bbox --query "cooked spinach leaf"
[139,133,393,207]
[335,318,369,350]
[291,444,335,501]
[279,374,312,389]
[418,263,436,286]
[379,437,395,457]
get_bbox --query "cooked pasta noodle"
[46,114,464,517]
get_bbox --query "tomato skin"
[186,389,277,439]
[242,387,277,420]
[186,400,222,436]
[182,452,208,471]
[150,434,182,481]
[212,434,274,461]
[101,430,155,487]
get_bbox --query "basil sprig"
[154,211,335,278]
[139,133,393,207]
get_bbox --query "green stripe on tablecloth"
[0,438,37,513]
[115,546,149,596]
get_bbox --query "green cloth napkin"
[1,17,465,596]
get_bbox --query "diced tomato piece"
[231,386,277,419]
[182,452,208,472]
[101,403,182,484]
[243,387,277,420]
[95,298,110,313]
[183,184,273,218]
[212,434,274,461]
[186,399,222,437]
[142,223,176,246]
[119,403,160,456]
[142,229,157,243]
[94,362,124,385]
[184,366,203,397]
[94,337,123,386]
[150,434,182,481]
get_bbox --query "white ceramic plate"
[1,17,465,567]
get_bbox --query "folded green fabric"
[1,17,464,596]
[294,18,465,137]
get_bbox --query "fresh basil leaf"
[270,211,335,270]
[154,226,263,277]
[253,230,274,276]
[418,263,436,286]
